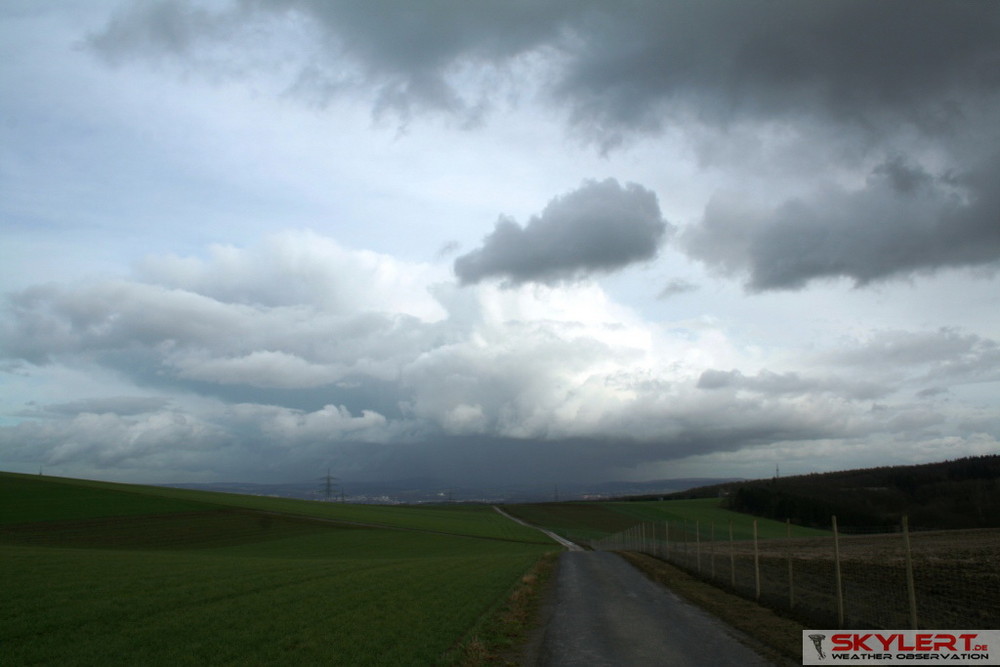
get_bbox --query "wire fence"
[591,518,1000,631]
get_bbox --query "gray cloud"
[454,179,669,285]
[87,0,574,123]
[684,153,1000,290]
[554,2,1000,142]
[9,0,1000,483]
[2,253,993,484]
[435,241,461,258]
[696,368,888,402]
[22,396,170,418]
[656,278,698,300]
[826,328,1000,391]
[88,1,237,64]
[0,410,229,470]
[2,231,906,483]
[86,1,1000,290]
[88,1,1000,137]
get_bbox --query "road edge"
[619,551,804,666]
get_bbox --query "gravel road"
[492,506,583,550]
[535,551,773,666]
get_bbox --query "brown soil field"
[747,527,1000,563]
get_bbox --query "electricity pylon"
[322,469,337,501]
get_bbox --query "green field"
[505,498,831,545]
[0,474,547,541]
[0,472,556,665]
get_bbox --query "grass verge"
[446,551,560,666]
[619,551,805,666]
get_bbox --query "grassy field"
[1,473,547,541]
[505,497,830,545]
[0,472,556,665]
[0,474,218,524]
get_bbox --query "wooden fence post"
[696,520,702,573]
[833,515,844,628]
[710,522,716,579]
[665,520,670,560]
[753,519,761,601]
[729,520,735,588]
[903,515,918,630]
[787,518,795,610]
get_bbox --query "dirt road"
[535,551,773,666]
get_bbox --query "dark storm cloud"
[685,153,1000,290]
[88,0,576,121]
[315,427,848,487]
[454,179,669,285]
[553,2,1000,140]
[89,1,1000,135]
[87,1,1000,288]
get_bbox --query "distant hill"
[652,455,1000,531]
[163,477,740,504]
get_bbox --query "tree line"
[658,455,1000,531]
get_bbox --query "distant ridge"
[163,477,741,504]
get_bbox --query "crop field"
[0,472,556,665]
[738,528,1000,630]
[0,474,219,524]
[506,497,830,544]
[1,474,547,542]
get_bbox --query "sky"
[2,1,999,488]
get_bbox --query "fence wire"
[592,520,1000,630]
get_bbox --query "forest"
[652,455,1000,530]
